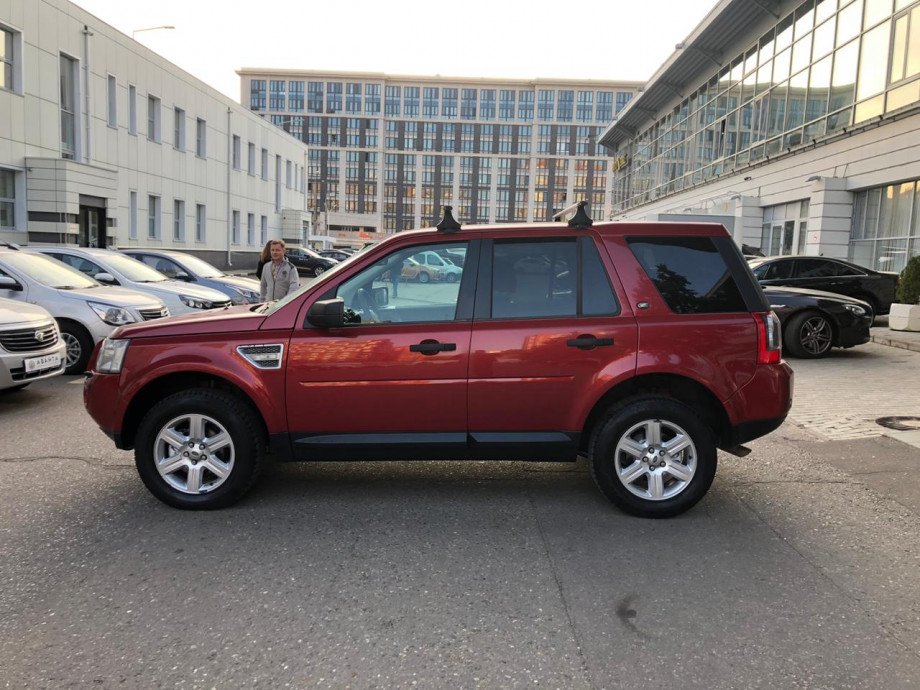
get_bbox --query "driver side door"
[284,239,479,460]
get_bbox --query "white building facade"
[600,0,920,274]
[0,0,309,269]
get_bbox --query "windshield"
[7,252,98,289]
[101,253,170,282]
[170,254,224,278]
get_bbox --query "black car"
[750,256,899,316]
[284,246,337,277]
[764,286,873,358]
[318,249,353,262]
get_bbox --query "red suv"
[84,205,792,518]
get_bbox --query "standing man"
[259,239,300,302]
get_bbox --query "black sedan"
[764,286,873,358]
[284,246,338,277]
[318,249,354,262]
[750,256,899,316]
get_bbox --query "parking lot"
[2,344,920,687]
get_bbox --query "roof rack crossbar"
[436,206,461,233]
[552,200,593,230]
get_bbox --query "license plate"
[24,353,62,373]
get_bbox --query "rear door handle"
[566,335,614,350]
[409,340,457,355]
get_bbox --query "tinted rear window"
[628,236,747,314]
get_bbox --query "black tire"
[588,396,717,518]
[134,389,264,509]
[784,311,834,358]
[58,321,94,375]
[418,271,430,284]
[313,266,325,277]
[445,272,458,283]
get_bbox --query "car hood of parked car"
[111,303,263,339]
[137,279,230,302]
[56,285,167,308]
[0,297,53,324]
[214,275,261,292]
[763,285,871,306]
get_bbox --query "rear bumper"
[723,361,794,446]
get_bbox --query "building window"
[250,79,266,111]
[286,159,292,188]
[107,75,117,127]
[289,80,304,110]
[232,210,240,244]
[232,135,241,169]
[173,199,185,241]
[60,54,78,159]
[260,215,267,244]
[0,169,16,230]
[248,142,256,175]
[196,118,206,157]
[1,25,21,93]
[275,155,281,211]
[365,83,381,114]
[174,107,185,150]
[195,204,206,242]
[128,85,137,134]
[128,191,137,239]
[147,195,161,239]
[245,212,254,245]
[261,148,268,180]
[269,79,285,110]
[147,94,161,142]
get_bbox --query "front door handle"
[409,340,457,355]
[566,335,614,350]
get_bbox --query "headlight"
[229,287,259,304]
[843,303,867,316]
[180,295,213,309]
[89,301,136,326]
[96,338,130,373]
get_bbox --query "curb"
[870,332,920,353]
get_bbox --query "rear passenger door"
[467,234,638,458]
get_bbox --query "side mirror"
[307,297,345,328]
[0,275,22,291]
[372,286,389,307]
[94,272,118,285]
[175,271,191,281]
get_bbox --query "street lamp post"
[132,25,175,40]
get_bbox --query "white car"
[31,247,232,316]
[0,297,67,392]
[0,249,169,374]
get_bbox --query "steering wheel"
[353,287,380,323]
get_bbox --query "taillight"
[755,311,782,364]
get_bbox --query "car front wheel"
[785,311,833,358]
[314,266,325,277]
[135,389,264,509]
[588,396,717,518]
[58,322,94,375]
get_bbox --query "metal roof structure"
[599,0,785,149]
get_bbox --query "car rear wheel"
[135,389,264,509]
[588,397,717,518]
[418,271,430,284]
[314,266,325,277]
[785,311,833,358]
[58,322,94,375]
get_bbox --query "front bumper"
[0,340,67,390]
[83,370,124,445]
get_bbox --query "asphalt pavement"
[1,362,919,688]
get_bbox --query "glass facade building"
[243,71,638,236]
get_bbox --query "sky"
[71,0,717,102]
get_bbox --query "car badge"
[35,329,49,342]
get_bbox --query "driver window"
[335,242,468,325]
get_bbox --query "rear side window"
[753,260,794,280]
[796,258,839,278]
[628,236,747,314]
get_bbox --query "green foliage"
[896,255,920,304]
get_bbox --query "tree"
[896,255,920,305]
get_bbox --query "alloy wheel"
[61,331,82,369]
[613,418,697,501]
[799,316,832,356]
[153,413,235,495]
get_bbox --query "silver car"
[121,249,261,304]
[0,249,168,374]
[0,297,67,392]
[31,247,232,316]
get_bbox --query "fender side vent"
[237,344,284,369]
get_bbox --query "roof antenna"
[436,205,461,233]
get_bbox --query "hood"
[0,297,54,325]
[215,275,261,292]
[61,285,167,309]
[764,286,870,306]
[139,280,230,302]
[112,303,265,339]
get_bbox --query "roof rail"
[436,205,461,234]
[552,200,593,230]
[0,241,21,250]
